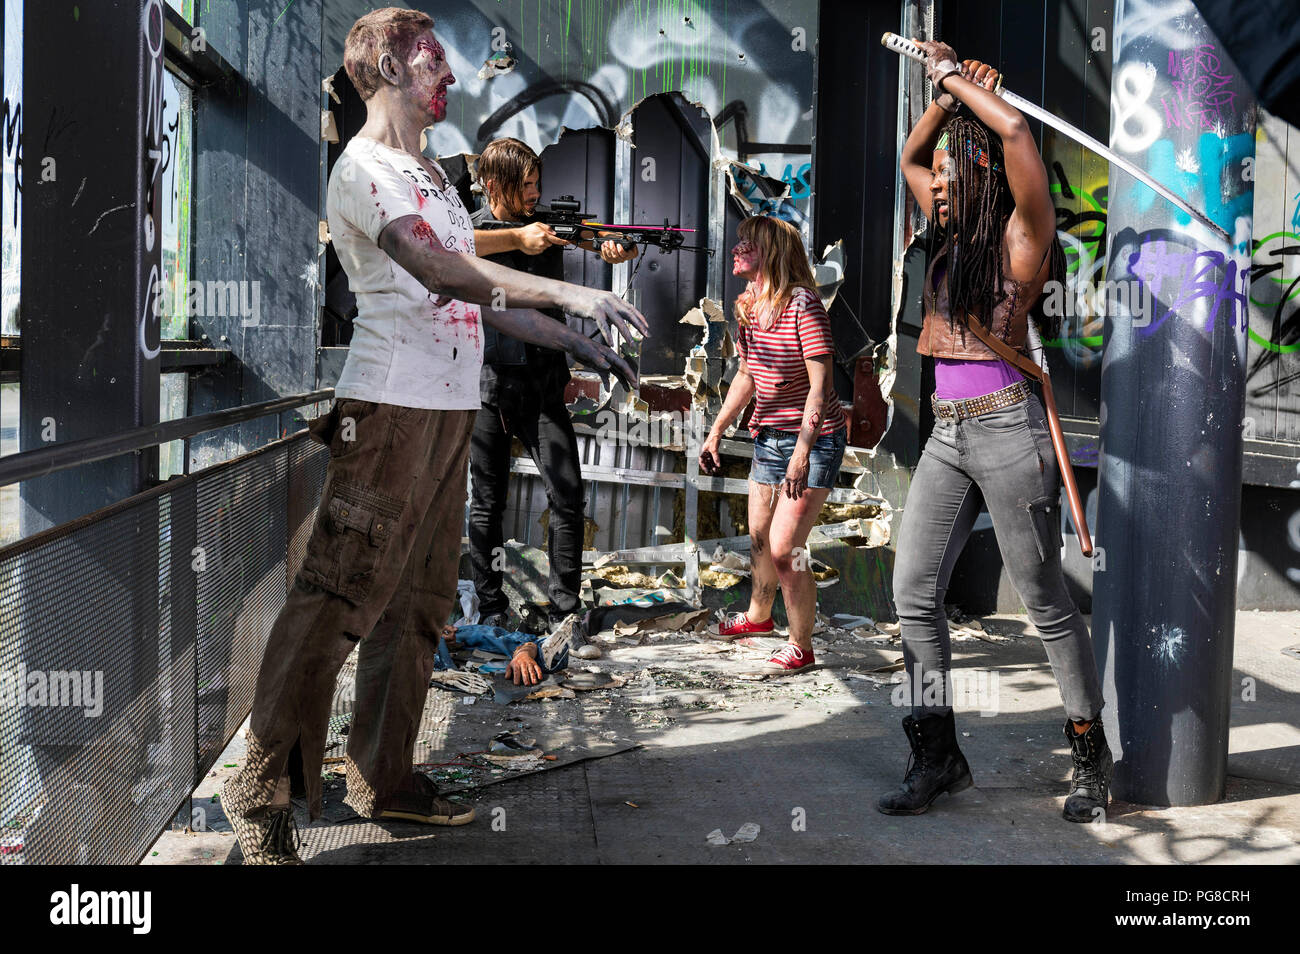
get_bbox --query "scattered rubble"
[706,822,761,846]
[311,576,1024,800]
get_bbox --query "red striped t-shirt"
[736,286,848,438]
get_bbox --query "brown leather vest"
[917,249,1044,360]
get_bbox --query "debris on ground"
[706,822,761,846]
[314,561,1023,814]
[612,608,710,638]
[524,685,577,702]
[562,670,620,691]
[429,671,491,694]
[485,732,543,762]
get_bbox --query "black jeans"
[468,361,585,624]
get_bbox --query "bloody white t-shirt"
[326,135,482,410]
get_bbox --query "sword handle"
[880,32,931,66]
[882,32,1001,97]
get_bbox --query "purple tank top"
[934,357,1024,400]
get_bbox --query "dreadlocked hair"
[929,113,1066,341]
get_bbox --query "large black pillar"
[19,0,162,528]
[1094,0,1257,805]
[15,0,165,856]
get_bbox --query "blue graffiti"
[1131,131,1254,246]
[739,161,812,202]
[733,160,811,226]
[1071,440,1099,466]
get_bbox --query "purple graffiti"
[1129,237,1249,335]
[1163,45,1236,132]
[1071,441,1099,467]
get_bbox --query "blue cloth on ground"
[433,636,456,671]
[452,624,570,673]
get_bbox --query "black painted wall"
[630,93,713,376]
[812,0,906,411]
[19,0,160,533]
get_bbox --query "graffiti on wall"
[323,0,818,229]
[2,0,21,336]
[1042,2,1300,438]
[1044,147,1109,376]
[1107,18,1253,338]
[1162,44,1237,132]
[1107,39,1300,439]
[1243,114,1300,432]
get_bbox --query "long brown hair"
[734,215,819,330]
[476,138,542,217]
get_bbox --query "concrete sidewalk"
[147,610,1300,864]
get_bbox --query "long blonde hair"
[734,216,819,330]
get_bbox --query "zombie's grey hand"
[574,333,639,391]
[570,287,650,351]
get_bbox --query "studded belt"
[930,379,1030,422]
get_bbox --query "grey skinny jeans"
[892,391,1104,722]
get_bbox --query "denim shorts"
[750,426,848,488]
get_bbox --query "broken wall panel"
[322,0,819,237]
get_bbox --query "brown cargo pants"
[224,399,474,821]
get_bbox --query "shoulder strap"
[963,314,1047,383]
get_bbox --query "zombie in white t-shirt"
[224,9,647,866]
[327,136,483,410]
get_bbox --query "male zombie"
[222,7,645,864]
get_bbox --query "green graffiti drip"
[721,0,728,103]
[272,0,296,27]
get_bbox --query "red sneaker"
[709,611,775,640]
[764,643,815,671]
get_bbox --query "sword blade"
[878,32,1231,242]
[1001,89,1230,242]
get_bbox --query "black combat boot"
[877,710,974,815]
[1062,718,1114,823]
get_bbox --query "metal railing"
[0,390,332,864]
[0,389,333,488]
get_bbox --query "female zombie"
[700,215,849,672]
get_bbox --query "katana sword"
[880,32,1231,242]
